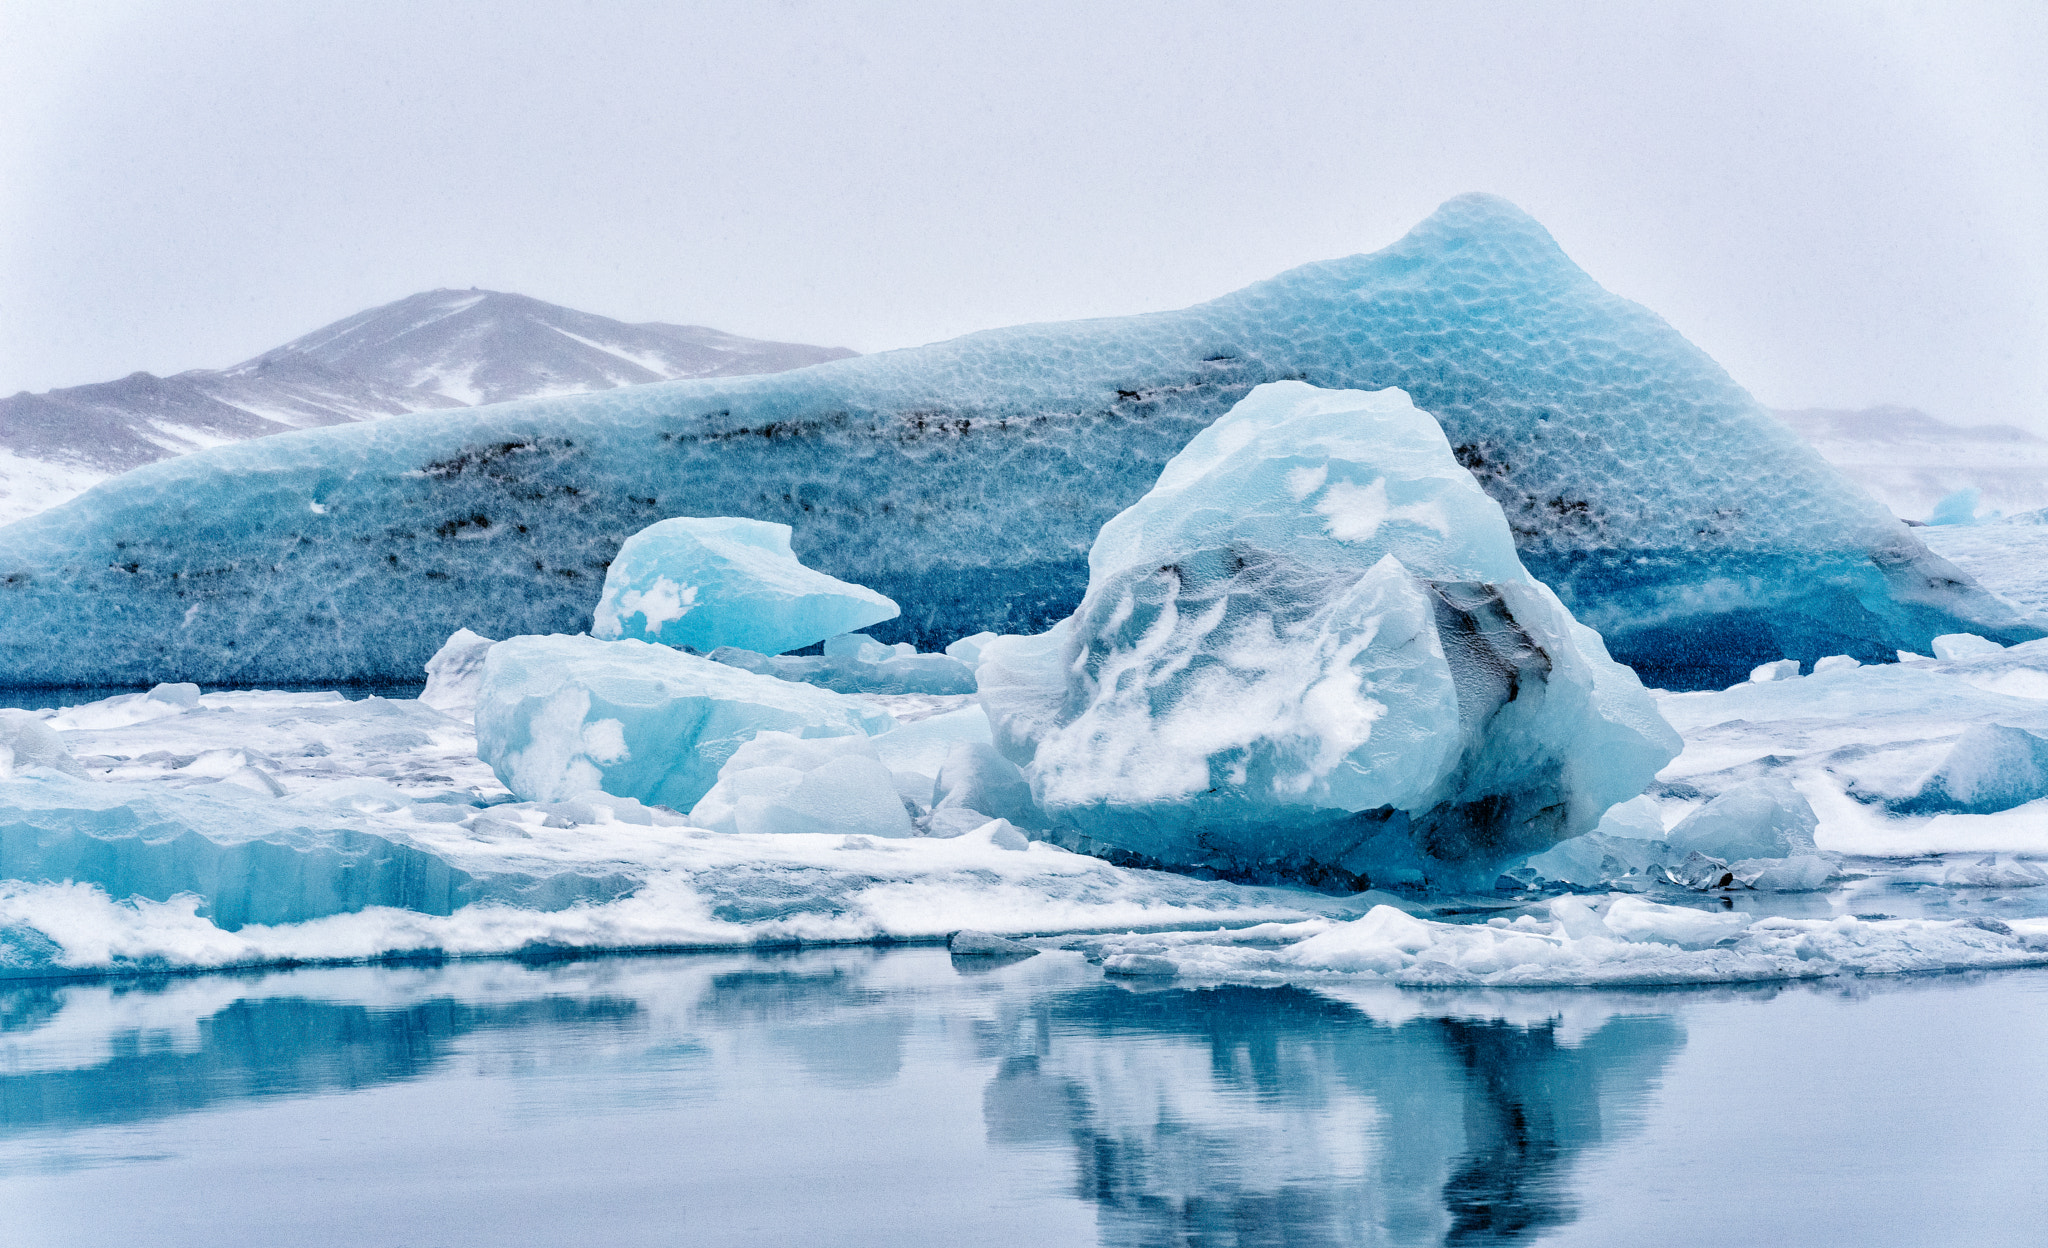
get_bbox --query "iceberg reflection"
[0,949,1695,1245]
[980,982,1685,1246]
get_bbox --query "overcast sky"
[3,1,2043,427]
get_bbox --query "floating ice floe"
[1060,896,2048,988]
[1650,635,2048,859]
[592,516,899,655]
[3,672,2048,983]
[981,382,1679,888]
[5,195,2031,692]
[473,633,895,809]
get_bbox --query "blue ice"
[474,633,895,809]
[592,516,899,655]
[979,382,1681,889]
[2,195,2030,692]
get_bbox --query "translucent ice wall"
[1,194,2030,690]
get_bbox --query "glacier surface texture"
[981,383,1679,888]
[0,193,2032,691]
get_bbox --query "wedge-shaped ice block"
[473,633,894,810]
[981,382,1680,889]
[4,194,2030,692]
[592,516,898,656]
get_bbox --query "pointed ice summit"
[0,194,2030,689]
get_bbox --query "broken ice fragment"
[474,633,892,808]
[592,517,899,656]
[1932,633,2006,661]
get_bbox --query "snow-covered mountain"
[0,290,853,524]
[1775,405,2048,523]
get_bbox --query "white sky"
[2,1,2042,426]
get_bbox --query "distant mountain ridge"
[1773,405,2048,523]
[0,289,854,524]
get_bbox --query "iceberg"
[473,633,894,809]
[980,382,1680,889]
[591,516,899,655]
[1,195,2029,693]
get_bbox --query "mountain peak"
[249,289,852,407]
[0,292,856,524]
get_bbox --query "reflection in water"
[0,950,1703,1246]
[977,984,1684,1246]
[0,987,640,1135]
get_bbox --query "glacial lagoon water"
[3,950,2045,1247]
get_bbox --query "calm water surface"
[2,949,2043,1247]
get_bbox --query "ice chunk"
[1663,851,1737,890]
[146,682,201,709]
[944,632,1000,667]
[929,741,1038,836]
[1895,724,2048,815]
[473,633,894,809]
[978,818,1031,851]
[591,517,898,655]
[869,705,992,780]
[1749,659,1801,683]
[0,711,90,780]
[1736,854,1836,892]
[1595,894,1749,948]
[1933,633,2006,661]
[1665,777,1818,861]
[823,633,901,662]
[1928,487,1985,527]
[1812,655,1862,675]
[948,929,1038,956]
[868,705,993,815]
[1594,795,1668,840]
[981,382,1680,888]
[688,732,915,839]
[420,628,497,716]
[709,644,976,696]
[1941,854,2048,888]
[1518,831,1673,888]
[7,195,2032,694]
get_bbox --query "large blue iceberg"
[1,194,2029,691]
[982,383,1679,889]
